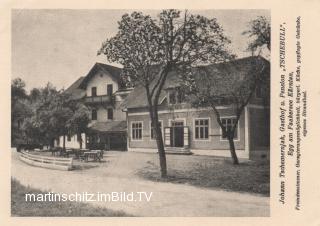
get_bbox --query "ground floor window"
[107,108,113,120]
[194,118,209,140]
[221,117,238,140]
[150,121,163,140]
[92,109,97,120]
[131,122,143,140]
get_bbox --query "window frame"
[193,118,210,141]
[131,121,143,141]
[107,84,113,96]
[107,108,113,120]
[150,120,164,141]
[91,109,97,121]
[220,116,240,141]
[91,87,97,97]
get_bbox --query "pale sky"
[12,9,270,91]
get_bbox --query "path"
[11,151,269,217]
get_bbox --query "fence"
[19,151,73,171]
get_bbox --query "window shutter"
[164,127,171,146]
[184,127,189,146]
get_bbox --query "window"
[67,134,71,142]
[195,119,209,140]
[107,108,113,120]
[169,91,176,104]
[91,87,97,97]
[107,84,113,96]
[151,121,162,140]
[221,117,238,140]
[77,133,81,142]
[168,89,185,105]
[132,122,143,140]
[92,109,97,120]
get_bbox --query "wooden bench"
[20,151,73,171]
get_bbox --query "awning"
[88,121,127,133]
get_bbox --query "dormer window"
[91,87,97,97]
[168,88,185,105]
[169,91,176,104]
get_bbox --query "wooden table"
[81,150,102,162]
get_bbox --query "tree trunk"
[228,136,239,164]
[63,135,66,151]
[79,133,82,149]
[149,107,167,178]
[155,121,167,178]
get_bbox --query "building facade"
[124,56,270,160]
[55,63,131,150]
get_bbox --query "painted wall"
[86,71,119,97]
[249,107,270,160]
[127,108,245,151]
[55,133,86,149]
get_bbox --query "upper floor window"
[194,118,209,140]
[92,109,97,120]
[221,117,238,140]
[168,88,185,105]
[107,84,113,96]
[91,87,97,97]
[107,108,113,120]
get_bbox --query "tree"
[11,78,31,146]
[182,57,269,164]
[99,10,232,177]
[67,102,90,149]
[242,16,270,55]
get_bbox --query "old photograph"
[11,9,270,217]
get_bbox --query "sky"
[12,9,270,91]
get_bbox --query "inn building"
[56,56,270,160]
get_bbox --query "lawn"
[11,178,132,217]
[137,154,270,196]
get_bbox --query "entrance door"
[170,121,184,147]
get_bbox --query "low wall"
[19,151,73,171]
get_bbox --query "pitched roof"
[78,63,122,89]
[124,56,269,109]
[64,76,86,100]
[88,120,127,133]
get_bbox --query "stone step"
[164,147,193,155]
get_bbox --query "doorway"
[170,120,184,147]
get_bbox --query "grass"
[137,154,270,196]
[11,178,132,217]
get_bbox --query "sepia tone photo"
[11,9,270,217]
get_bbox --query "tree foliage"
[12,80,90,149]
[99,10,233,176]
[243,16,270,54]
[182,57,269,164]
